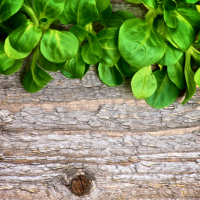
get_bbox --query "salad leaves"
[1,0,200,108]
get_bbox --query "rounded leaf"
[0,0,24,23]
[131,66,157,99]
[146,67,180,109]
[119,18,165,68]
[40,29,79,63]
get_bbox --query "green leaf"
[97,28,120,68]
[81,33,103,65]
[142,0,157,9]
[115,57,128,76]
[5,12,27,30]
[164,8,177,28]
[98,4,112,26]
[131,66,157,99]
[61,63,90,79]
[182,47,196,104]
[37,51,65,72]
[24,0,33,7]
[23,53,53,93]
[168,8,200,52]
[33,0,65,23]
[98,65,124,87]
[0,42,15,71]
[0,0,24,23]
[69,25,89,44]
[119,18,166,68]
[194,68,200,87]
[65,48,86,79]
[40,29,79,63]
[5,20,42,59]
[0,59,23,75]
[167,54,186,90]
[59,0,99,27]
[95,0,110,13]
[191,46,200,68]
[157,43,184,66]
[121,57,141,77]
[106,11,136,28]
[181,0,199,3]
[146,67,180,109]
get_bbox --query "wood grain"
[1,1,200,199]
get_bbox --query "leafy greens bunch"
[0,0,79,93]
[1,0,200,109]
[115,0,200,108]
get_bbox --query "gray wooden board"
[1,1,200,199]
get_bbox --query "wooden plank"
[1,1,200,199]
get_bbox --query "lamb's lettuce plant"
[0,0,79,93]
[1,0,200,109]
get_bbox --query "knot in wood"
[70,175,92,196]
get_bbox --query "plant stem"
[84,22,96,34]
[20,4,39,26]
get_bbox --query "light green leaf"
[167,54,186,90]
[194,68,200,87]
[182,47,196,104]
[37,51,65,72]
[33,0,65,23]
[40,29,79,63]
[106,11,136,28]
[131,66,157,99]
[98,65,124,87]
[146,67,180,109]
[0,0,24,23]
[142,0,157,9]
[0,59,23,75]
[5,20,42,59]
[158,42,184,66]
[59,0,99,27]
[97,28,120,68]
[0,42,15,71]
[81,33,103,65]
[119,18,166,68]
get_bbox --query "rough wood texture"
[1,1,200,199]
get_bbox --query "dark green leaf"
[98,4,112,26]
[81,33,103,65]
[59,0,99,27]
[95,0,110,13]
[0,0,24,23]
[106,11,136,28]
[167,54,186,90]
[158,42,184,66]
[37,51,65,72]
[146,67,180,109]
[0,59,23,75]
[182,47,196,104]
[33,0,65,23]
[168,8,200,52]
[97,28,120,68]
[98,65,124,87]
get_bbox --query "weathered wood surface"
[1,1,200,199]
